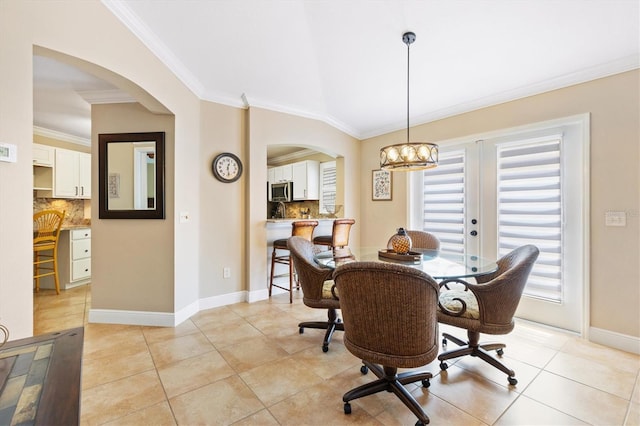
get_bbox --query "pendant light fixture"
[380,32,438,171]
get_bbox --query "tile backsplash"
[33,198,91,226]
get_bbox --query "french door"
[410,115,589,333]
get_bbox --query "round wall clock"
[212,152,243,183]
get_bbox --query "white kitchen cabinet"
[292,160,319,200]
[33,144,54,197]
[272,164,293,182]
[38,228,91,291]
[61,228,91,287]
[33,143,54,166]
[54,148,91,199]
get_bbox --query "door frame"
[409,114,590,336]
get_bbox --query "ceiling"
[33,0,639,145]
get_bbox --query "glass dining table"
[313,247,498,281]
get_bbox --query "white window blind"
[497,138,563,303]
[422,150,466,254]
[319,161,336,214]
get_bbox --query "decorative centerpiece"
[390,228,412,254]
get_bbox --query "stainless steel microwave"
[270,181,294,202]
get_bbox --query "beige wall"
[199,101,246,298]
[106,142,134,210]
[0,1,201,336]
[246,107,361,298]
[92,103,175,312]
[361,70,640,339]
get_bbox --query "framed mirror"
[98,132,165,219]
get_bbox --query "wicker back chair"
[386,229,440,251]
[437,244,539,385]
[313,218,355,249]
[33,210,65,294]
[333,261,440,425]
[287,236,343,352]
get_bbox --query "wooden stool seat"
[269,220,318,303]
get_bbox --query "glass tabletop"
[314,247,498,281]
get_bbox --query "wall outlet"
[223,267,231,278]
[605,211,626,227]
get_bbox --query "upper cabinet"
[33,144,91,199]
[54,148,91,199]
[33,143,54,166]
[267,160,320,201]
[270,164,293,183]
[33,144,54,194]
[292,160,319,200]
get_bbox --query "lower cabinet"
[58,228,91,289]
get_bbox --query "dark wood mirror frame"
[98,131,165,219]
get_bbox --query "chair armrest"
[438,278,474,317]
[331,283,339,300]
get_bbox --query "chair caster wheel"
[508,376,518,386]
[421,378,430,388]
[344,402,351,414]
[442,338,447,346]
[440,361,448,370]
[497,348,504,356]
[322,345,329,353]
[299,327,304,334]
[360,365,369,375]
[415,421,425,426]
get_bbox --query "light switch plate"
[605,211,626,227]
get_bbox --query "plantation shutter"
[422,150,466,254]
[319,161,337,214]
[496,137,563,303]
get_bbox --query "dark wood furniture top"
[0,327,83,425]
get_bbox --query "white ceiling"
[34,0,639,144]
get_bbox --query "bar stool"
[33,210,65,295]
[313,218,355,250]
[269,220,318,303]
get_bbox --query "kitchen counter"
[265,217,339,223]
[61,224,91,230]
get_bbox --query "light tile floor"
[33,285,640,425]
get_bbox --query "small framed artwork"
[108,173,120,199]
[372,169,392,201]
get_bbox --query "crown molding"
[268,148,319,166]
[33,126,91,146]
[102,0,205,97]
[103,0,638,142]
[77,89,136,104]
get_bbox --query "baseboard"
[89,291,250,327]
[198,291,246,311]
[589,326,640,355]
[88,308,175,327]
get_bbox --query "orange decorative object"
[390,228,412,254]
